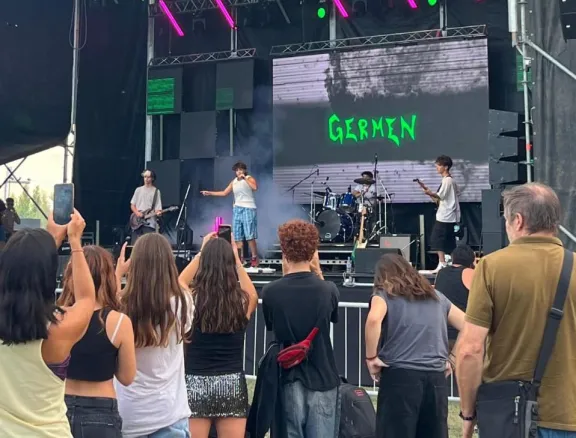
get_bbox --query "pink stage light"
[407,0,418,8]
[213,216,223,233]
[159,0,185,37]
[333,0,349,17]
[214,0,236,28]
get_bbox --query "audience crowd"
[0,182,575,438]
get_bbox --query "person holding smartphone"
[201,161,259,267]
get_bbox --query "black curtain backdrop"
[531,0,576,249]
[73,2,147,244]
[0,2,71,162]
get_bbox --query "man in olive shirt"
[456,183,576,438]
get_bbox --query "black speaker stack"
[482,110,528,255]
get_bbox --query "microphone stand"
[175,182,191,257]
[284,167,319,221]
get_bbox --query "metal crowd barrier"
[55,289,459,401]
[242,299,460,402]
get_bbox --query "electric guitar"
[413,178,440,206]
[129,206,179,231]
[352,207,368,261]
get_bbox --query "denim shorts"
[144,419,190,438]
[65,395,122,438]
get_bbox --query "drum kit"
[314,176,390,243]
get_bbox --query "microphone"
[348,185,352,192]
[374,153,378,163]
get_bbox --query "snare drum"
[340,193,357,214]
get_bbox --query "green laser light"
[317,7,326,18]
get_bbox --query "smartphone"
[53,183,74,225]
[218,224,232,244]
[125,246,133,260]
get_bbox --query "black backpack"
[339,377,376,438]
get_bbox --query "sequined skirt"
[185,372,249,418]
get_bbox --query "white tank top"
[232,177,256,209]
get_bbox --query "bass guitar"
[129,206,179,231]
[413,178,440,206]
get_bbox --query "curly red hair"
[278,219,319,263]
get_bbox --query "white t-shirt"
[130,186,162,229]
[115,295,193,438]
[436,176,460,223]
[354,184,376,205]
[232,177,256,209]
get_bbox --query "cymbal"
[354,177,376,185]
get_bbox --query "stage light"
[213,216,223,233]
[159,0,184,36]
[333,0,349,17]
[215,0,236,28]
[317,6,327,18]
[407,0,418,8]
[428,0,437,5]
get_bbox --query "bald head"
[502,183,561,235]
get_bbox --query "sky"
[2,146,68,200]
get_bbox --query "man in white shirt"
[424,155,460,272]
[130,169,162,243]
[352,171,377,206]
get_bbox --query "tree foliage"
[14,186,52,227]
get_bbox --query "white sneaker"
[418,263,447,276]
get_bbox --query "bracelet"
[365,355,378,361]
[71,248,84,253]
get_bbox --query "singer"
[201,161,259,267]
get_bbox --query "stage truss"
[149,0,263,16]
[150,48,256,66]
[270,25,487,56]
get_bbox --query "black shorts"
[430,221,456,254]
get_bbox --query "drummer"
[352,171,377,207]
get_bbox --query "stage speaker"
[560,0,576,40]
[380,235,412,263]
[146,159,182,207]
[355,247,402,275]
[481,188,509,254]
[180,111,217,160]
[488,110,527,185]
[216,60,254,110]
[482,232,508,255]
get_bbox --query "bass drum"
[316,210,355,243]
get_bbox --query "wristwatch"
[459,411,476,421]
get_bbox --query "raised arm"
[245,175,258,191]
[46,210,96,356]
[201,182,233,197]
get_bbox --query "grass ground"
[246,380,463,437]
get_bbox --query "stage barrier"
[243,299,460,402]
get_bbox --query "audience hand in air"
[67,209,86,242]
[116,242,131,278]
[201,232,217,250]
[200,191,210,196]
[47,212,68,247]
[366,357,388,382]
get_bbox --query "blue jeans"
[138,419,190,438]
[283,381,340,438]
[539,429,576,438]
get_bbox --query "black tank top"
[67,309,121,382]
[185,327,246,375]
[434,266,469,340]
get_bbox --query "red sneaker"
[250,257,259,268]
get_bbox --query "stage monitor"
[147,67,183,115]
[272,38,490,204]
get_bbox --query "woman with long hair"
[0,211,95,437]
[115,233,193,438]
[364,253,465,438]
[58,245,136,438]
[179,233,258,438]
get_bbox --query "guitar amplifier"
[355,247,402,275]
[379,234,412,263]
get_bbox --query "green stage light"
[317,7,326,18]
[428,0,438,5]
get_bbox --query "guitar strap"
[150,188,159,212]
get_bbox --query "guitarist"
[130,169,162,242]
[423,155,460,272]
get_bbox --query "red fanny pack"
[277,324,321,370]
